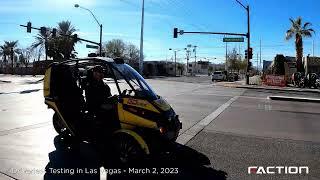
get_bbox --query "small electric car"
[43,57,182,165]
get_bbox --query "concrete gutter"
[269,96,320,103]
[222,84,320,94]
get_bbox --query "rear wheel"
[52,113,66,134]
[110,134,146,167]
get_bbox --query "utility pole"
[193,46,197,74]
[256,53,259,74]
[174,51,177,76]
[139,0,145,75]
[11,48,14,74]
[260,39,262,73]
[186,50,190,76]
[225,38,228,71]
[246,5,250,84]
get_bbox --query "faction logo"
[248,166,309,175]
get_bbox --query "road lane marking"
[177,96,240,145]
[0,122,51,136]
[0,171,19,180]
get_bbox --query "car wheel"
[53,113,66,134]
[111,133,146,167]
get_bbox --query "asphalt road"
[0,75,320,180]
[187,89,320,180]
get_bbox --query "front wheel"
[53,113,66,134]
[110,134,146,167]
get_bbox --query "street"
[0,75,320,179]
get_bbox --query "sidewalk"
[215,80,320,94]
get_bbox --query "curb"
[269,96,320,103]
[222,84,320,94]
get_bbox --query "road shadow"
[44,136,101,180]
[0,88,41,95]
[0,80,12,83]
[22,78,44,84]
[44,135,227,180]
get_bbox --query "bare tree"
[125,43,139,64]
[103,39,126,58]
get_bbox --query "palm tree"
[0,41,20,74]
[286,17,315,72]
[31,29,51,61]
[53,21,77,61]
[0,44,9,63]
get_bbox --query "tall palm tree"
[286,17,315,72]
[31,29,51,61]
[0,41,20,73]
[58,21,76,35]
[0,44,9,63]
[52,21,77,61]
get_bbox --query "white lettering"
[266,167,275,174]
[288,167,298,174]
[256,167,266,174]
[248,166,309,175]
[299,167,309,174]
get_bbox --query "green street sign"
[86,44,99,49]
[223,37,244,42]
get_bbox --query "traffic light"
[40,27,46,35]
[248,48,253,59]
[173,28,178,38]
[245,50,248,59]
[52,28,57,37]
[73,34,78,42]
[27,22,32,33]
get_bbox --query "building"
[263,60,272,72]
[129,60,186,77]
[303,56,320,74]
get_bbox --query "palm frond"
[301,30,313,37]
[296,16,302,26]
[303,22,312,29]
[285,29,294,40]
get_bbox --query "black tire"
[52,113,66,134]
[110,133,146,167]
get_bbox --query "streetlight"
[235,0,250,85]
[169,48,187,76]
[74,4,103,56]
[139,0,145,75]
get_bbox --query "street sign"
[223,37,244,42]
[86,44,99,49]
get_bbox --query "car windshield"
[214,72,222,75]
[112,63,157,100]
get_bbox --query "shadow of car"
[44,135,227,180]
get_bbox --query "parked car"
[211,71,227,81]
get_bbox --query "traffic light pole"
[235,0,250,85]
[246,5,250,85]
[100,24,103,56]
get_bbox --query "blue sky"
[0,0,319,64]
